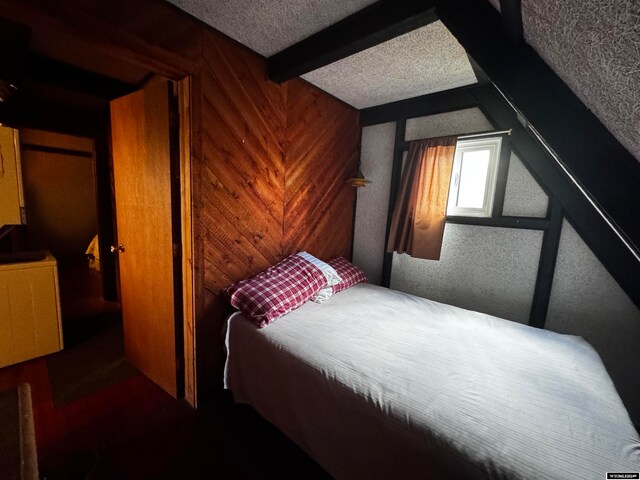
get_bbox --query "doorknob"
[110,244,125,254]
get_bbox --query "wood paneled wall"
[196,34,360,397]
[196,30,287,394]
[284,79,359,259]
[0,0,361,402]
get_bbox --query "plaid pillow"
[223,254,327,327]
[297,251,342,287]
[328,257,367,294]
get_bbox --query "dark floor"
[0,351,329,480]
[56,256,121,347]
[0,256,329,479]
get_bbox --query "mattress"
[224,283,640,479]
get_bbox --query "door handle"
[110,244,125,254]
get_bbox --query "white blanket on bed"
[225,283,640,479]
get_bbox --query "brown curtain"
[386,136,457,260]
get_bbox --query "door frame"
[176,77,196,407]
[0,1,198,407]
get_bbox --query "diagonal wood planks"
[198,30,287,297]
[196,37,360,397]
[284,80,360,260]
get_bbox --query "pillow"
[294,251,343,304]
[312,285,334,304]
[328,257,367,294]
[296,252,342,287]
[223,254,327,327]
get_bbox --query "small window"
[447,137,502,217]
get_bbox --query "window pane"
[456,149,490,208]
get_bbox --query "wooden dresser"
[0,252,63,368]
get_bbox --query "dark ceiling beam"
[268,0,437,83]
[360,84,480,126]
[25,54,136,100]
[498,0,523,45]
[436,0,640,258]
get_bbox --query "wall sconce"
[347,167,371,188]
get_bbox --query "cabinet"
[0,252,63,367]
[0,125,25,227]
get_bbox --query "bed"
[224,283,640,479]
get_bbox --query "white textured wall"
[503,152,548,217]
[392,108,546,323]
[354,108,549,321]
[356,108,494,288]
[405,108,493,140]
[391,225,543,323]
[546,220,640,425]
[352,122,396,285]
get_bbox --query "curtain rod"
[458,129,512,140]
[401,129,513,150]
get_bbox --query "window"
[447,136,502,217]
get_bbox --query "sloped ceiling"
[166,0,477,108]
[169,0,639,161]
[521,0,640,162]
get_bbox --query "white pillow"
[296,251,341,286]
[311,286,333,304]
[296,252,341,303]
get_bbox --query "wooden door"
[110,77,177,397]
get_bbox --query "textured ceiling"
[302,21,477,109]
[166,0,376,57]
[169,0,638,150]
[167,1,477,109]
[521,0,640,162]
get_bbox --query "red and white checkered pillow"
[328,257,367,294]
[223,254,327,327]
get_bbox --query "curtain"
[386,136,457,260]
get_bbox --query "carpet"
[47,323,138,407]
[0,384,38,480]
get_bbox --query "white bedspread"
[224,283,640,479]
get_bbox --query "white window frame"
[447,136,502,218]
